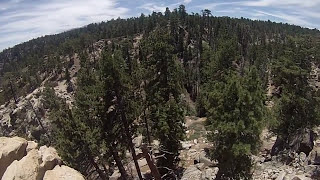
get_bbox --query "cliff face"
[0,136,84,180]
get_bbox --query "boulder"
[290,175,312,180]
[272,129,314,156]
[0,136,28,179]
[182,141,193,150]
[199,151,215,167]
[2,149,41,180]
[201,167,219,180]
[181,165,202,180]
[43,165,84,180]
[2,146,62,180]
[133,134,143,148]
[276,171,286,180]
[110,170,121,180]
[289,129,314,155]
[38,145,62,178]
[26,141,38,152]
[307,147,320,165]
[271,136,286,156]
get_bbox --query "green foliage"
[206,67,266,179]
[271,39,320,141]
[141,29,185,174]
[44,60,111,178]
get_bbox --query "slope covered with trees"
[1,5,320,180]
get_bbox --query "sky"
[1,0,320,52]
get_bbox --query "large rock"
[2,146,62,180]
[2,149,41,180]
[43,165,85,180]
[26,141,38,152]
[272,129,314,156]
[198,151,215,167]
[276,171,286,180]
[308,147,320,165]
[182,141,193,150]
[201,167,219,180]
[133,134,143,148]
[0,136,27,179]
[289,129,314,155]
[271,136,286,156]
[38,145,62,178]
[289,175,312,180]
[181,165,202,180]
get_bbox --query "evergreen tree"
[100,49,143,180]
[44,84,109,179]
[271,39,320,152]
[141,29,185,177]
[206,67,266,179]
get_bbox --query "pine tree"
[141,29,185,177]
[44,84,109,179]
[271,39,320,152]
[206,67,266,179]
[100,49,143,180]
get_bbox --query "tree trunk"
[144,109,151,146]
[141,144,161,180]
[88,153,107,180]
[117,94,143,180]
[110,144,129,180]
[9,81,18,104]
[120,110,144,180]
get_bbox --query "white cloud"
[183,0,192,4]
[253,10,312,27]
[139,3,168,12]
[0,0,129,51]
[195,0,320,30]
[241,0,320,8]
[139,0,191,13]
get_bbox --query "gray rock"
[181,165,202,180]
[0,137,28,179]
[276,171,286,180]
[201,167,219,180]
[289,129,314,155]
[182,141,193,150]
[299,152,307,164]
[199,151,215,167]
[196,163,205,170]
[133,135,143,148]
[307,147,320,165]
[43,165,84,180]
[290,175,312,180]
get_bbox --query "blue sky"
[1,0,320,52]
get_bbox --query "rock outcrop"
[181,165,218,180]
[0,136,28,179]
[308,147,320,165]
[2,149,43,180]
[43,165,84,180]
[0,136,84,180]
[271,129,315,156]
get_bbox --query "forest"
[1,5,320,180]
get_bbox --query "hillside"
[1,5,320,180]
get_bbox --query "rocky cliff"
[0,136,84,180]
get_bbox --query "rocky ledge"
[0,136,84,180]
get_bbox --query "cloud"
[139,0,191,13]
[241,0,320,8]
[139,3,168,12]
[183,0,192,4]
[195,0,320,30]
[253,10,312,27]
[0,0,129,51]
